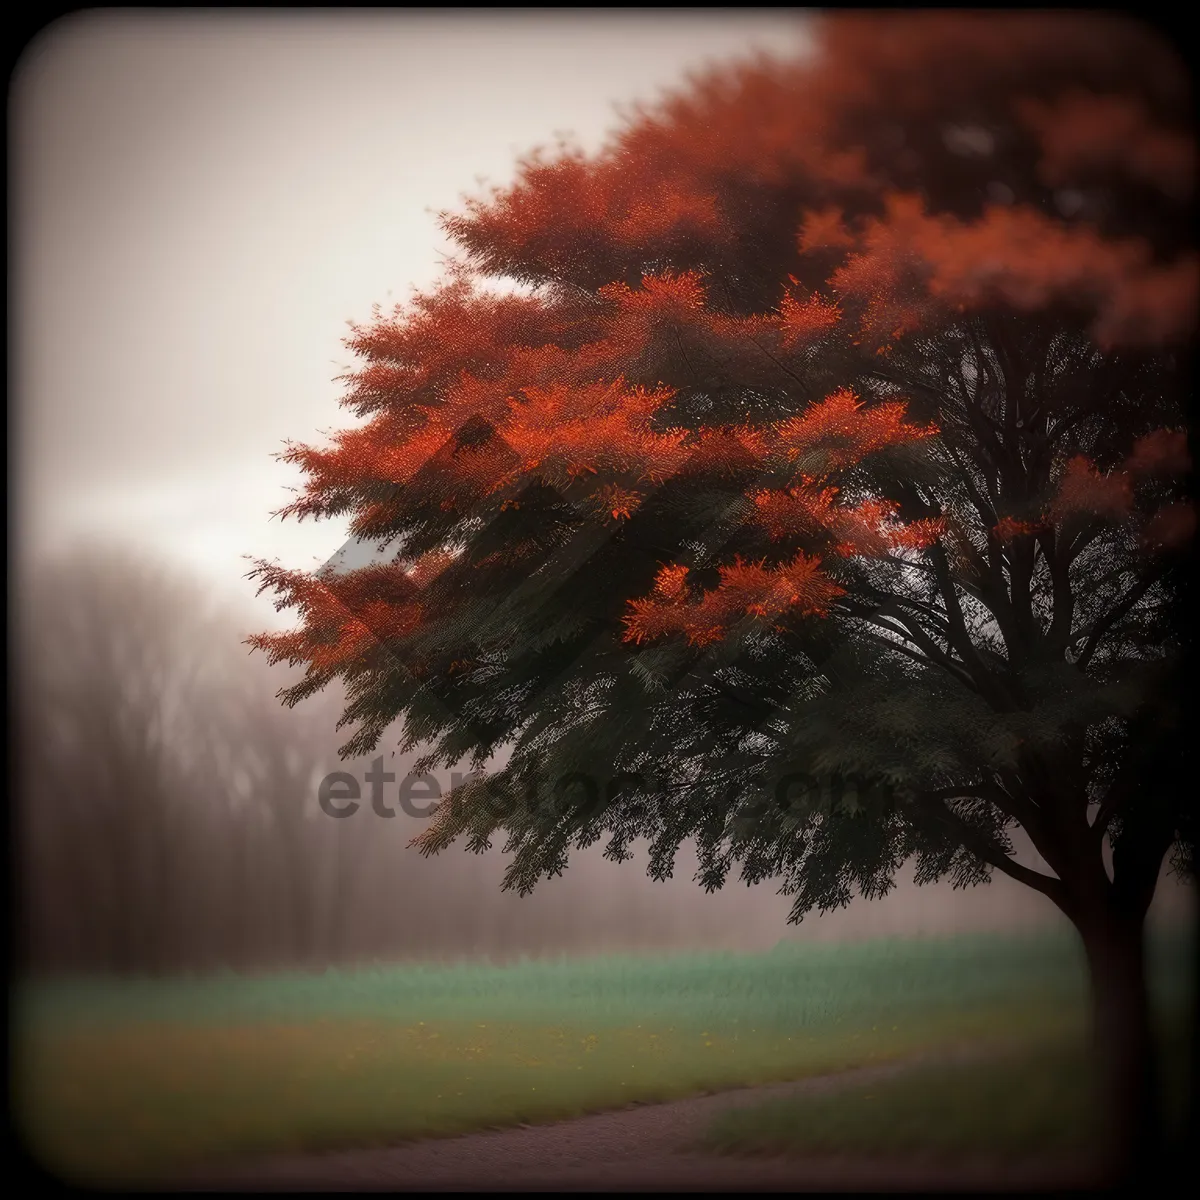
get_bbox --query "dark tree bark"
[1078,907,1162,1187]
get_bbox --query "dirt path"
[175,1043,1101,1192]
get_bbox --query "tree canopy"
[252,13,1193,923]
[252,17,1196,1172]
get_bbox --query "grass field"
[700,1024,1193,1162]
[13,928,1194,1185]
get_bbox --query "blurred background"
[12,11,1194,980]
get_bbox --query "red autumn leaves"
[258,250,1191,673]
[1016,90,1195,202]
[256,263,947,668]
[279,268,923,535]
[624,556,846,649]
[618,385,943,647]
[991,429,1192,550]
[445,16,1194,354]
[1057,431,1193,551]
[807,195,1198,353]
[253,13,1194,683]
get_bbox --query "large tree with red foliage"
[252,13,1195,1180]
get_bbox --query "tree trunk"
[1079,909,1162,1188]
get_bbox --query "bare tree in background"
[17,548,215,973]
[14,543,356,975]
[15,541,792,976]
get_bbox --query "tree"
[16,545,221,974]
[250,13,1195,1182]
[15,543,368,975]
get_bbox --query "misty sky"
[14,10,812,624]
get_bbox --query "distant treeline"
[13,544,793,977]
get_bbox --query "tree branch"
[844,600,979,690]
[1075,568,1165,670]
[927,545,1017,709]
[915,788,1067,906]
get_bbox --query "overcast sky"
[14,10,812,624]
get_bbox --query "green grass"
[13,928,1117,1031]
[12,928,1194,1186]
[700,1020,1193,1162]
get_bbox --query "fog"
[12,13,1194,977]
[13,542,1191,978]
[12,10,811,610]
